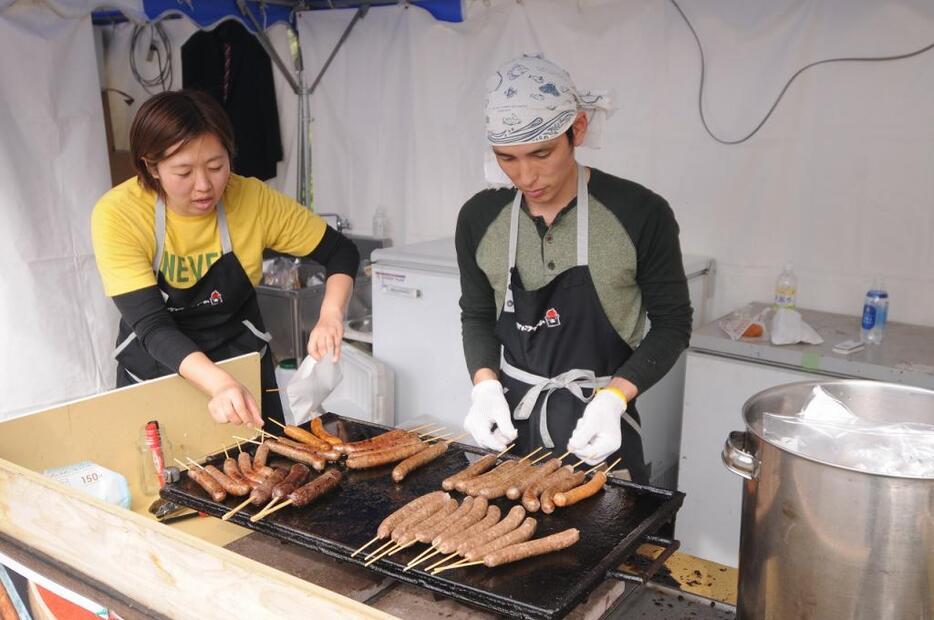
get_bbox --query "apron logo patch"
[515,308,562,332]
[209,290,224,305]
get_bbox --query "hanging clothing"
[493,165,647,482]
[113,199,283,425]
[182,20,283,180]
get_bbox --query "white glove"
[567,389,626,466]
[463,380,518,451]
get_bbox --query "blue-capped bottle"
[860,276,889,345]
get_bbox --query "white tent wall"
[299,0,934,328]
[0,0,119,418]
[97,20,299,197]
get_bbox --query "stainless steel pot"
[722,380,933,620]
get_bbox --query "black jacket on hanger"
[182,20,283,181]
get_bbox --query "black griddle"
[161,413,683,620]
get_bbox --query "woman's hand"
[307,305,344,362]
[207,382,264,426]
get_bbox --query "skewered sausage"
[540,471,586,514]
[408,497,460,544]
[250,467,288,506]
[522,465,575,512]
[441,454,497,491]
[203,464,250,496]
[483,528,580,567]
[188,467,227,502]
[266,441,326,471]
[478,459,534,499]
[391,441,448,482]
[456,459,518,493]
[438,505,501,555]
[391,495,451,541]
[223,458,256,489]
[432,497,487,548]
[271,463,311,501]
[376,491,448,539]
[506,458,563,500]
[311,417,343,446]
[288,469,342,506]
[554,471,608,507]
[272,436,341,461]
[282,424,333,451]
[345,442,428,470]
[457,505,526,557]
[417,497,474,546]
[335,429,411,454]
[463,517,538,562]
[237,452,254,477]
[253,441,271,468]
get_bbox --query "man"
[456,55,692,483]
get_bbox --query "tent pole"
[306,3,369,97]
[236,0,302,94]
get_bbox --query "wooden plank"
[0,458,394,619]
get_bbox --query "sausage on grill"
[376,491,448,539]
[441,454,497,491]
[554,471,608,507]
[204,464,250,496]
[407,497,460,544]
[483,528,580,567]
[188,468,227,503]
[432,496,488,548]
[223,458,256,489]
[463,517,538,562]
[457,505,527,557]
[438,505,501,555]
[391,495,452,542]
[478,459,534,499]
[456,459,518,494]
[391,441,448,482]
[288,469,342,506]
[311,417,343,446]
[253,441,271,468]
[249,467,288,506]
[335,429,412,454]
[266,441,326,471]
[282,423,333,452]
[345,442,428,470]
[506,458,563,500]
[541,471,586,514]
[522,466,575,512]
[271,463,311,501]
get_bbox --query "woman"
[92,90,359,428]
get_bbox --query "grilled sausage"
[478,459,533,499]
[441,454,497,491]
[311,417,343,446]
[463,517,538,562]
[237,452,254,477]
[273,436,341,461]
[483,528,580,567]
[271,463,311,501]
[203,464,250,496]
[438,505,501,554]
[456,459,518,494]
[408,497,460,544]
[419,497,474,545]
[335,429,411,454]
[377,491,448,539]
[541,471,586,514]
[249,467,288,506]
[282,424,333,451]
[223,458,256,489]
[345,442,429,470]
[391,441,448,482]
[432,496,488,548]
[457,505,526,557]
[266,441,326,471]
[253,441,271,468]
[522,465,575,512]
[188,468,227,502]
[391,495,451,541]
[554,471,608,507]
[506,458,563,500]
[288,469,342,507]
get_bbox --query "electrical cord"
[669,0,934,145]
[130,23,173,95]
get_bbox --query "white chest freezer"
[372,237,712,488]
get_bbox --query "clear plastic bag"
[719,305,769,341]
[262,257,301,289]
[762,386,934,478]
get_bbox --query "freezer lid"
[371,237,458,273]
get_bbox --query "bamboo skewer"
[604,457,622,472]
[529,451,553,465]
[232,435,263,446]
[425,552,458,573]
[418,427,445,438]
[352,536,381,558]
[403,547,439,571]
[222,496,253,521]
[257,499,294,519]
[223,447,230,459]
[519,446,544,462]
[236,441,243,453]
[364,542,402,567]
[172,458,189,471]
[496,444,515,457]
[404,423,433,433]
[584,461,607,476]
[270,419,289,430]
[434,560,483,574]
[249,498,279,522]
[265,387,280,392]
[556,450,571,461]
[364,540,395,561]
[186,457,206,470]
[433,557,469,572]
[387,540,416,557]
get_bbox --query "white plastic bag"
[286,355,343,425]
[719,306,769,341]
[770,308,823,345]
[43,461,132,509]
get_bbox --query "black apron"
[495,165,648,483]
[113,198,284,426]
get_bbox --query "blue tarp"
[92,0,463,30]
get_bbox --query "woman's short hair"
[129,90,235,197]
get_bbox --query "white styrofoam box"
[275,346,394,426]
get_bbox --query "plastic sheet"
[762,386,934,478]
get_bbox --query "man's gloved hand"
[463,379,517,451]
[567,388,626,465]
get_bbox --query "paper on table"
[286,356,343,425]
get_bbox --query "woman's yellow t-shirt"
[91,175,326,297]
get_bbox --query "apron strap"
[501,357,641,448]
[153,198,233,273]
[503,191,522,313]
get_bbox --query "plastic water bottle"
[774,264,797,310]
[860,276,889,344]
[372,206,389,239]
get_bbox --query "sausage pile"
[358,491,580,572]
